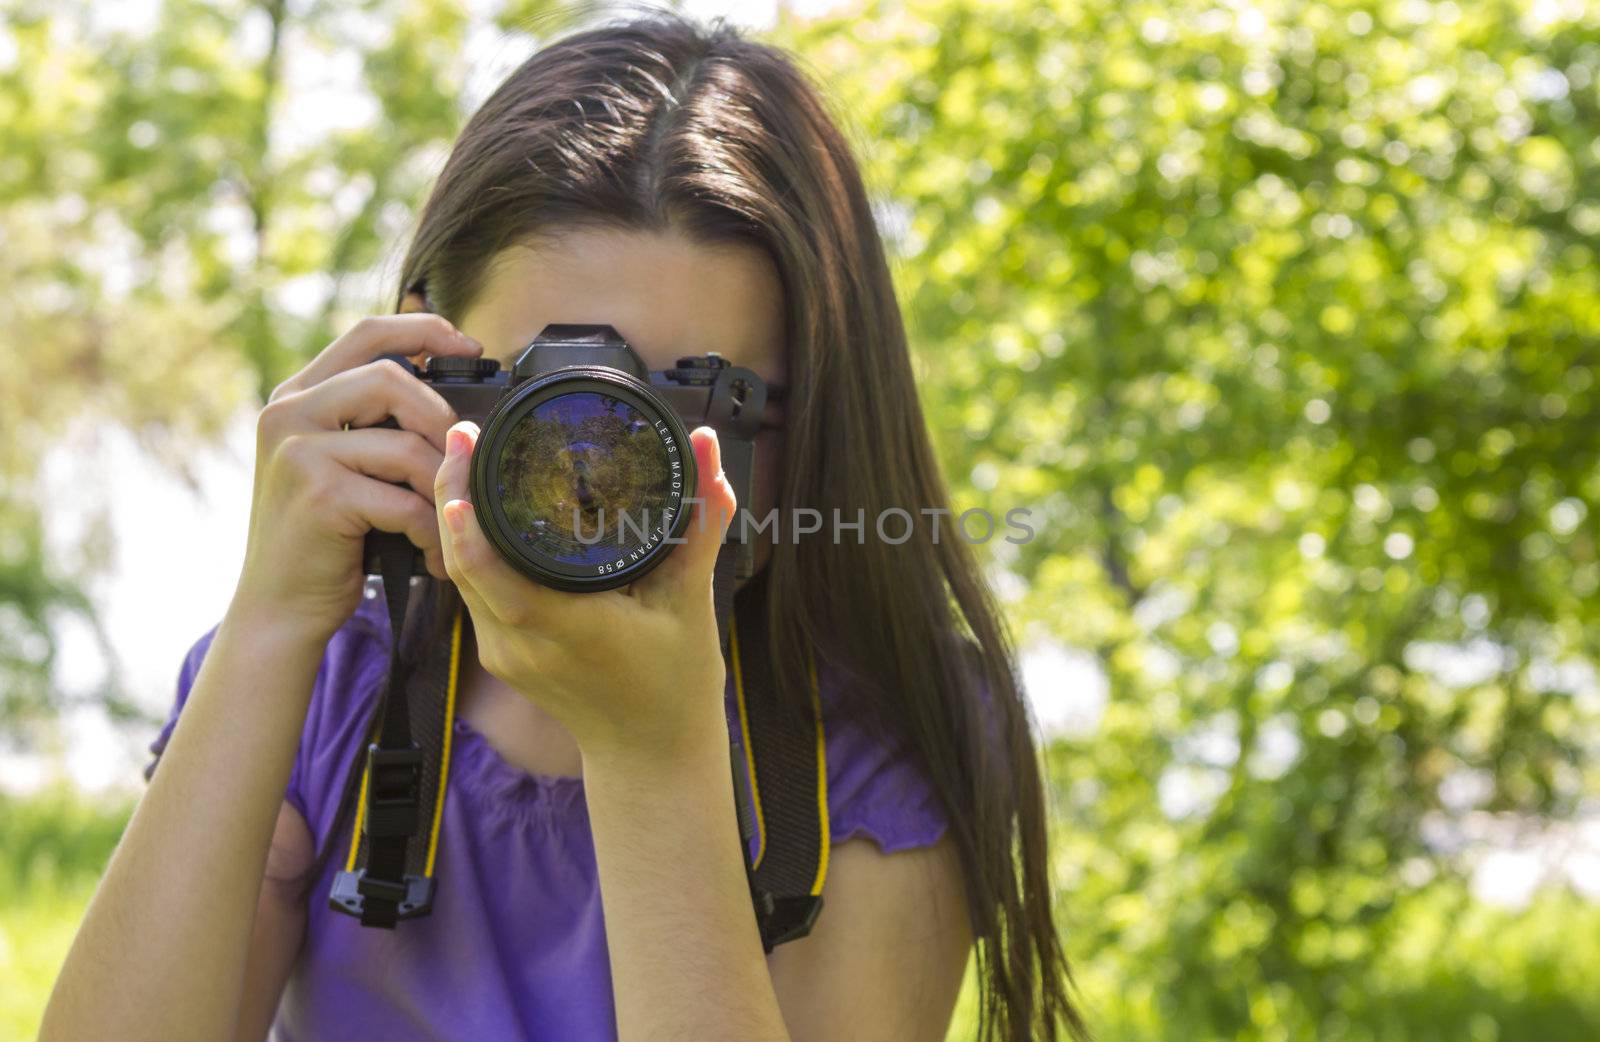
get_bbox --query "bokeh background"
[4,0,1600,1039]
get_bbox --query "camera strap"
[328,532,460,927]
[329,535,829,951]
[716,554,829,951]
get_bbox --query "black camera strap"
[328,532,460,927]
[329,535,829,949]
[717,554,829,951]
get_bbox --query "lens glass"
[495,390,681,569]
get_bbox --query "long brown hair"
[384,13,1083,1040]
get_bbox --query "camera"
[362,324,770,592]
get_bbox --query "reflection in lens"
[496,391,678,569]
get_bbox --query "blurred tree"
[4,0,1599,1037]
[781,0,1600,1038]
[0,0,580,734]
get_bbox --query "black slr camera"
[363,324,770,591]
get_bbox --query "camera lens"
[502,391,673,560]
[471,370,696,590]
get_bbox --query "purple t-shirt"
[145,587,948,1041]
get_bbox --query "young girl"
[44,14,1082,1042]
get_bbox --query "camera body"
[363,324,768,592]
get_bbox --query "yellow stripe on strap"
[345,725,372,872]
[424,610,463,875]
[344,608,464,876]
[730,617,768,868]
[807,651,829,896]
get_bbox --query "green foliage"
[0,786,134,894]
[3,1,1597,1039]
[0,0,481,728]
[780,0,1600,1037]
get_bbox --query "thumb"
[638,426,736,606]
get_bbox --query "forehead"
[457,226,786,383]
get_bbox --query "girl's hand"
[435,420,738,768]
[234,315,484,642]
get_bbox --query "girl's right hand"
[231,314,484,642]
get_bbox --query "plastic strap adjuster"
[363,743,423,838]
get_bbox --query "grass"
[0,786,137,1041]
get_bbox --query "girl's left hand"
[434,420,738,770]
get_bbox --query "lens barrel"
[469,366,697,591]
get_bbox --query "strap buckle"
[329,869,437,925]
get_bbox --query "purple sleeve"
[819,662,950,854]
[143,599,390,849]
[142,627,217,783]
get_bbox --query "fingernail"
[445,501,466,536]
[446,428,467,456]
